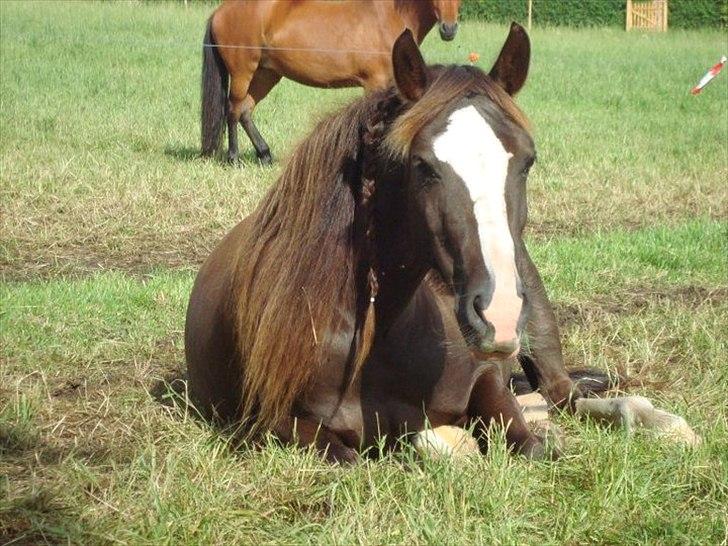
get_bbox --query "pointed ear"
[392,29,427,101]
[489,22,530,96]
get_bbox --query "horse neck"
[368,180,431,331]
[392,0,438,43]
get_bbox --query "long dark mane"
[230,65,529,430]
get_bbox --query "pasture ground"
[1,1,727,544]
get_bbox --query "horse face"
[408,101,534,359]
[432,0,460,41]
[390,25,532,360]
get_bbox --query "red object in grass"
[691,55,726,95]
[468,52,480,64]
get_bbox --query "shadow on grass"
[150,368,191,413]
[149,369,236,432]
[149,369,277,457]
[163,144,271,167]
[163,145,200,162]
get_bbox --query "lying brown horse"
[201,0,461,164]
[186,24,606,462]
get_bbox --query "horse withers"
[186,24,577,462]
[200,0,460,165]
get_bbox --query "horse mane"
[231,95,383,430]
[230,63,530,431]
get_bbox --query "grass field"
[1,1,727,544]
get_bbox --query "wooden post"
[527,0,532,32]
[626,0,633,31]
[663,0,668,31]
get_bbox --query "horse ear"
[392,29,427,102]
[489,22,530,96]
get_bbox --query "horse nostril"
[472,293,484,314]
[471,293,490,326]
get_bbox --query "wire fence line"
[0,33,391,56]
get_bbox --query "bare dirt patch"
[556,285,727,392]
[555,286,728,328]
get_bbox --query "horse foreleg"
[467,364,555,459]
[272,415,358,464]
[239,68,282,165]
[574,396,701,446]
[517,243,577,408]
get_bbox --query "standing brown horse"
[186,25,606,463]
[201,0,461,164]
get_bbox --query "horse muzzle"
[455,289,522,361]
[439,22,458,41]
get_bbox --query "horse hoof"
[227,154,240,166]
[413,426,480,459]
[519,436,560,461]
[257,150,273,166]
[324,443,358,465]
[544,378,580,410]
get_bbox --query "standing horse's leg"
[239,68,282,165]
[272,415,358,464]
[517,244,578,408]
[227,73,255,165]
[467,363,552,459]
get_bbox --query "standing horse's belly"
[261,52,373,89]
[261,16,392,89]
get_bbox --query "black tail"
[201,18,228,156]
[511,354,618,397]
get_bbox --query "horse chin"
[469,345,520,362]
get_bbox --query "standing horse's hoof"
[257,150,273,166]
[227,153,240,166]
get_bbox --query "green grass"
[1,1,727,544]
[1,1,726,279]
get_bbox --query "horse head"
[381,24,533,361]
[432,0,460,41]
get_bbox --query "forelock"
[384,65,530,159]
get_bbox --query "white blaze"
[432,105,521,346]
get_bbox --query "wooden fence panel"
[626,0,668,31]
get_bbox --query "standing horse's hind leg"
[467,363,555,460]
[227,100,244,164]
[239,68,282,165]
[227,74,254,165]
[240,107,272,165]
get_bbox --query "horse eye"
[522,154,536,174]
[414,159,439,186]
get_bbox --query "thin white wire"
[2,34,390,56]
[202,42,389,55]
